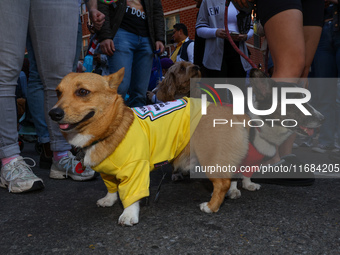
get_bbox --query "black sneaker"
[39,142,52,169]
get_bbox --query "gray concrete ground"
[1,141,340,255]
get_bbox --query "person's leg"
[0,0,44,192]
[335,28,340,146]
[107,28,134,101]
[0,1,29,159]
[29,0,77,153]
[128,36,153,107]
[259,9,305,164]
[310,22,337,149]
[26,33,50,145]
[264,9,305,80]
[26,32,52,169]
[301,26,323,80]
[29,0,96,180]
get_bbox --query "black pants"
[204,40,247,79]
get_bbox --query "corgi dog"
[49,68,323,226]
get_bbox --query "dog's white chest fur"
[68,133,94,148]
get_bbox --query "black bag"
[237,11,252,35]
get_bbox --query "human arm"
[187,42,194,63]
[155,41,165,54]
[97,1,115,56]
[100,39,115,56]
[196,0,218,38]
[153,0,165,53]
[84,0,105,30]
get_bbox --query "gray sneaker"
[312,144,339,154]
[50,152,97,181]
[0,156,44,193]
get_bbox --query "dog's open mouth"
[59,111,95,131]
[298,125,315,136]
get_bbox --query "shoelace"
[58,155,77,178]
[4,157,36,192]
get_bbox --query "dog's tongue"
[59,124,70,130]
[300,126,314,136]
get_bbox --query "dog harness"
[238,127,265,177]
[93,98,203,208]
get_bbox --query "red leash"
[224,3,257,69]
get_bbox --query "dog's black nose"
[49,107,65,121]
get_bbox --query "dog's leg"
[97,192,118,207]
[200,178,231,213]
[118,201,140,226]
[242,177,261,191]
[226,181,241,199]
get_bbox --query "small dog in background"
[147,61,201,103]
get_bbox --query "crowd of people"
[1,0,339,194]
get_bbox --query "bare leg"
[265,9,305,81]
[264,11,322,161]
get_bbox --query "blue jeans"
[26,33,50,144]
[108,28,153,107]
[0,0,77,158]
[309,20,340,146]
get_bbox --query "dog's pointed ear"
[105,67,125,90]
[249,69,274,100]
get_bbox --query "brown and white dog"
[49,68,323,226]
[154,61,201,102]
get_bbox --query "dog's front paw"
[242,178,261,191]
[227,188,241,199]
[118,202,140,226]
[97,192,118,207]
[200,202,214,213]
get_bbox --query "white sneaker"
[50,152,97,181]
[0,156,44,193]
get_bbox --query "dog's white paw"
[97,192,118,207]
[226,181,241,199]
[242,178,261,191]
[200,202,214,213]
[118,202,140,226]
[227,188,241,199]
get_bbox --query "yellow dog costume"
[93,98,203,208]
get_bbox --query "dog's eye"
[76,88,91,97]
[180,66,185,71]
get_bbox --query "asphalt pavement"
[1,141,340,255]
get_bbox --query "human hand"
[146,91,155,100]
[216,28,227,38]
[89,9,105,30]
[100,39,115,56]
[155,41,165,54]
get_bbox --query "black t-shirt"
[120,0,149,37]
